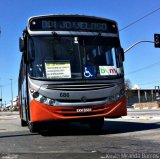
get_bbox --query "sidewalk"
[131,102,160,109]
[122,108,160,120]
[0,111,19,116]
[0,111,19,120]
[122,115,160,120]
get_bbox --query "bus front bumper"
[30,96,127,122]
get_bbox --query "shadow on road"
[0,132,38,139]
[103,120,160,134]
[39,120,160,136]
[0,120,160,138]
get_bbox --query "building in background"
[127,88,158,106]
[3,97,19,111]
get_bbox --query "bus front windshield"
[28,36,124,80]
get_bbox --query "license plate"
[76,108,92,113]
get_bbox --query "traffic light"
[154,34,160,48]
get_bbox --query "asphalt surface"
[0,110,160,159]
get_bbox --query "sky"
[0,0,160,104]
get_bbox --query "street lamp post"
[10,79,13,112]
[0,86,2,108]
[136,88,141,103]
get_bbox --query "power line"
[125,60,160,75]
[120,7,160,31]
[137,80,160,86]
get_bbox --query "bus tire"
[21,119,28,127]
[28,122,38,133]
[89,117,104,132]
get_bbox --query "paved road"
[0,110,160,159]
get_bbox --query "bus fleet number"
[60,92,69,98]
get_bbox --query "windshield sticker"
[45,62,71,79]
[99,66,117,76]
[83,66,96,78]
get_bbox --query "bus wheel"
[89,117,104,132]
[28,122,38,133]
[21,119,28,127]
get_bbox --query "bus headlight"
[108,96,115,102]
[30,88,56,106]
[120,89,125,96]
[32,92,39,98]
[49,99,55,105]
[35,95,55,106]
[108,89,125,103]
[115,93,120,100]
[40,96,47,103]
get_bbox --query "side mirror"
[120,48,125,62]
[19,36,25,52]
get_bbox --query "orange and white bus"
[18,14,126,132]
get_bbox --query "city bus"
[18,14,127,132]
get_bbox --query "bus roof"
[28,14,117,24]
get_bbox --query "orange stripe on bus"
[30,96,127,122]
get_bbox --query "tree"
[125,79,132,90]
[125,79,132,101]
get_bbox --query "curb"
[134,107,160,110]
[127,107,160,110]
[122,116,160,120]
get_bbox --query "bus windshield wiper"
[52,31,59,37]
[92,32,102,44]
[52,31,61,40]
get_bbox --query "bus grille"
[56,97,107,103]
[46,83,115,91]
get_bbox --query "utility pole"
[138,88,141,103]
[0,77,2,108]
[151,89,154,102]
[10,79,13,112]
[155,86,159,97]
[0,85,2,108]
[4,101,6,109]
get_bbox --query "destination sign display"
[29,16,117,33]
[41,21,107,31]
